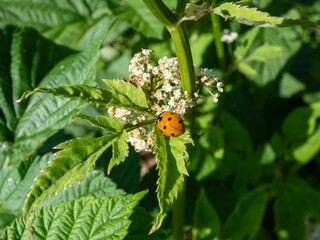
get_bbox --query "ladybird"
[157,111,184,137]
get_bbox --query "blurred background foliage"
[0,0,320,239]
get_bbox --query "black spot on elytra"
[171,112,174,114]
[164,126,166,129]
[179,120,183,124]
[171,133,175,137]
[168,117,172,121]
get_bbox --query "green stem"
[170,27,196,97]
[143,0,176,30]
[124,119,156,132]
[143,2,196,239]
[210,0,226,70]
[176,0,187,17]
[172,179,186,240]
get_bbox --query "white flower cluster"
[195,66,224,103]
[107,49,223,152]
[220,29,238,43]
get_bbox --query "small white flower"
[162,81,173,92]
[221,29,238,43]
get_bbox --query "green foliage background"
[0,0,320,239]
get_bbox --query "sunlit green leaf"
[39,170,125,208]
[103,79,149,109]
[151,128,192,233]
[279,72,306,98]
[238,62,259,76]
[292,125,320,164]
[73,114,125,133]
[5,191,147,240]
[246,44,283,62]
[108,131,129,174]
[213,3,316,28]
[23,134,118,224]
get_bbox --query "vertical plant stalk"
[143,1,196,239]
[172,180,186,240]
[175,0,187,17]
[211,0,226,70]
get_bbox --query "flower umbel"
[107,49,223,152]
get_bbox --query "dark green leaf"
[282,106,314,143]
[220,111,253,154]
[0,0,111,50]
[14,17,110,157]
[288,177,320,218]
[2,154,52,213]
[193,188,220,240]
[274,185,305,240]
[107,0,164,39]
[222,187,269,240]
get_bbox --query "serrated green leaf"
[14,17,110,158]
[212,3,316,28]
[151,128,192,233]
[246,44,283,62]
[108,131,129,173]
[0,212,15,233]
[19,82,152,117]
[193,188,220,240]
[0,0,111,50]
[2,154,53,213]
[4,191,147,240]
[39,170,125,208]
[0,166,21,201]
[107,0,164,39]
[292,125,320,164]
[0,1,81,29]
[220,111,253,154]
[103,79,149,109]
[73,114,125,133]
[221,187,269,240]
[23,134,118,224]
